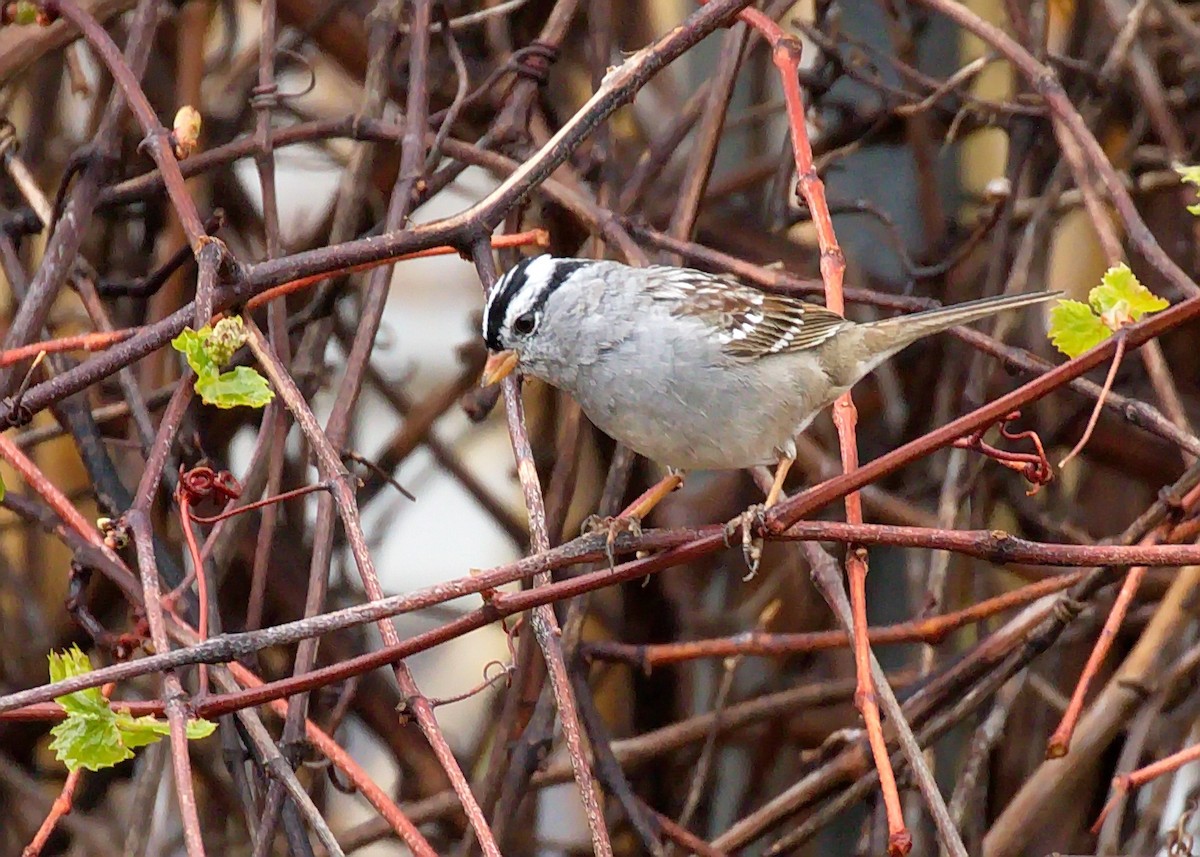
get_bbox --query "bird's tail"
[851,290,1062,376]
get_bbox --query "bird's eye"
[512,312,537,336]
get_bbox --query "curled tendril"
[1,350,46,428]
[326,763,358,795]
[178,465,242,507]
[510,41,560,85]
[501,615,522,662]
[0,397,32,428]
[953,410,1053,495]
[1167,796,1198,856]
[434,41,563,122]
[426,660,515,710]
[249,49,318,111]
[482,659,514,688]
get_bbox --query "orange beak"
[480,350,519,386]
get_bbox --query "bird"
[479,254,1059,566]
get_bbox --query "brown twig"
[243,318,502,854]
[473,240,613,857]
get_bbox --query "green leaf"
[112,710,215,747]
[1049,300,1112,358]
[1177,163,1200,216]
[0,473,6,501]
[49,715,133,771]
[1089,264,1168,327]
[46,646,215,773]
[185,718,216,740]
[1048,265,1170,358]
[172,318,271,409]
[195,366,275,409]
[114,712,173,749]
[171,326,216,377]
[48,647,111,718]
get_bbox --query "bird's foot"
[724,504,768,580]
[582,513,643,568]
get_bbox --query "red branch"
[727,6,910,852]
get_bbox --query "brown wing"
[646,266,848,359]
[723,292,848,357]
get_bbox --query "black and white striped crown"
[482,255,589,350]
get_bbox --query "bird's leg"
[764,457,794,508]
[583,469,684,567]
[727,457,795,580]
[623,469,686,519]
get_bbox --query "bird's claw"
[724,504,767,580]
[582,514,643,568]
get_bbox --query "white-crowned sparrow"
[481,255,1058,474]
[481,255,1058,570]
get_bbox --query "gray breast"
[566,325,833,470]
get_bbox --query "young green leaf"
[195,366,275,409]
[46,645,215,773]
[49,714,130,772]
[1089,264,1168,326]
[171,326,216,377]
[170,317,273,409]
[1177,163,1200,215]
[1048,264,1169,358]
[115,710,215,748]
[48,648,111,718]
[1049,300,1112,358]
